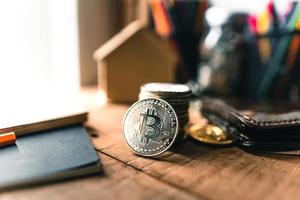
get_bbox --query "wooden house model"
[93,20,176,102]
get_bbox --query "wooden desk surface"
[2,87,300,200]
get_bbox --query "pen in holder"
[149,0,208,83]
[244,29,300,102]
[198,1,300,105]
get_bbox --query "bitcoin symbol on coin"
[123,98,179,156]
[139,107,161,144]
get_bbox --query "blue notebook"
[0,124,100,189]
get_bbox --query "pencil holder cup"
[243,30,300,103]
[197,12,300,105]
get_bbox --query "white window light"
[0,0,79,96]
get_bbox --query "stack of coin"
[139,83,192,139]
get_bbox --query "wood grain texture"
[84,87,300,200]
[3,87,300,200]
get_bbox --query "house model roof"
[93,20,143,61]
[93,20,176,63]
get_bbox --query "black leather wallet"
[201,98,300,151]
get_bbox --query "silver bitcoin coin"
[139,83,192,140]
[123,98,179,157]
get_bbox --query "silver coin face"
[123,98,179,157]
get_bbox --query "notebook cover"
[0,124,100,189]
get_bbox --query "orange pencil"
[286,16,300,70]
[0,132,16,147]
[257,9,272,63]
[150,0,173,38]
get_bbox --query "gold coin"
[186,124,233,145]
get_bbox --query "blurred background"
[0,0,299,105]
